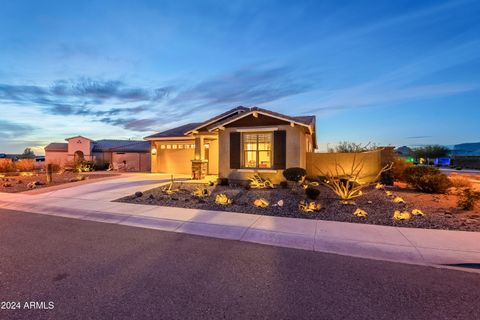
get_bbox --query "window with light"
[242,132,272,168]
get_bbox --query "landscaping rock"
[135,191,143,198]
[3,182,12,187]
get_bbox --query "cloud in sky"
[0,0,479,153]
[0,119,34,138]
[0,64,316,132]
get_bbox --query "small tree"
[328,141,378,153]
[411,145,450,164]
[22,148,35,159]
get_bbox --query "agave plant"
[411,209,425,216]
[192,185,209,198]
[393,210,411,220]
[215,194,232,205]
[353,208,368,217]
[249,174,274,189]
[299,200,321,213]
[253,198,269,208]
[393,196,405,203]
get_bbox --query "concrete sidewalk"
[1,174,479,270]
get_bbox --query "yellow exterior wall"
[206,138,219,175]
[306,150,382,183]
[218,124,310,183]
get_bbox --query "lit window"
[172,144,177,149]
[166,145,171,149]
[191,144,195,149]
[178,144,184,149]
[160,145,166,149]
[242,133,272,168]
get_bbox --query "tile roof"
[183,106,248,134]
[44,140,150,153]
[92,140,150,152]
[44,142,68,151]
[144,122,202,139]
[207,107,315,131]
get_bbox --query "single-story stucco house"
[45,137,151,171]
[145,106,316,183]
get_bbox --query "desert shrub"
[94,162,110,171]
[404,166,452,193]
[279,181,289,189]
[15,159,35,172]
[218,178,229,186]
[457,189,480,210]
[0,159,15,172]
[75,161,95,172]
[283,167,306,182]
[380,170,394,186]
[46,162,61,173]
[392,157,413,182]
[449,174,472,189]
[305,187,320,200]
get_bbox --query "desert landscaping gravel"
[117,182,480,232]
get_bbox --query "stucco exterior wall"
[67,137,92,157]
[45,151,68,167]
[206,138,219,175]
[306,150,382,183]
[218,124,309,183]
[112,152,151,171]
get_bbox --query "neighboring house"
[452,142,480,156]
[44,136,151,171]
[145,106,316,183]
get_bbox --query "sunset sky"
[1,0,479,154]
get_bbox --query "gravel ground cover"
[117,182,480,231]
[0,172,119,193]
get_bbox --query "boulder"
[135,191,143,198]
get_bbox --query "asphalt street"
[1,209,479,320]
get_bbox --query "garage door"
[157,143,195,174]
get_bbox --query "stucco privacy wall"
[218,124,307,183]
[112,153,151,171]
[306,149,382,183]
[44,151,68,167]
